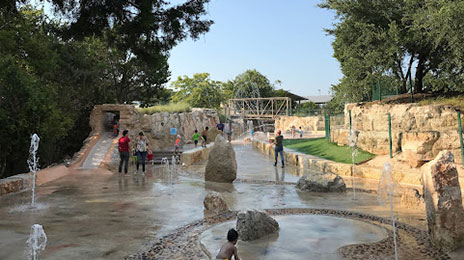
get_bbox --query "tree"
[273,88,291,97]
[3,0,213,105]
[0,1,214,178]
[223,69,276,99]
[320,0,458,102]
[0,9,73,177]
[420,1,464,93]
[170,73,224,109]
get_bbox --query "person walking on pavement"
[118,130,131,175]
[272,130,285,168]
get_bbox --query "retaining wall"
[181,144,214,167]
[274,116,325,133]
[252,139,464,195]
[331,102,463,167]
[253,139,421,186]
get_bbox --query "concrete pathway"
[80,132,115,169]
[0,142,432,260]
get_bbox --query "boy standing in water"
[216,229,240,260]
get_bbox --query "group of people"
[118,126,212,175]
[118,130,150,175]
[216,121,233,142]
[290,125,304,138]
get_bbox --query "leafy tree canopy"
[224,69,276,99]
[170,73,224,109]
[320,0,464,104]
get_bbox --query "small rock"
[296,173,346,192]
[236,210,279,241]
[203,191,229,216]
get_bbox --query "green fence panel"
[458,111,464,166]
[388,113,392,159]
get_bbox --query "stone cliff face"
[90,105,220,150]
[331,103,462,167]
[137,108,220,150]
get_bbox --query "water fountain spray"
[27,224,47,260]
[348,129,358,200]
[377,162,399,260]
[161,157,169,174]
[160,157,171,184]
[171,155,177,173]
[27,134,40,207]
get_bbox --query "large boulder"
[296,173,346,192]
[205,135,237,183]
[422,150,464,251]
[236,210,279,241]
[203,191,229,216]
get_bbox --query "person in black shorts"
[201,126,209,147]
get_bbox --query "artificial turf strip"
[282,138,376,164]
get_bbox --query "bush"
[137,103,191,114]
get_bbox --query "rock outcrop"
[331,103,462,167]
[205,135,237,183]
[422,151,464,251]
[203,191,229,216]
[296,173,346,192]
[236,210,279,241]
[400,131,440,167]
[90,105,220,150]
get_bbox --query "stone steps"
[151,151,182,164]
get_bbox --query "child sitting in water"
[216,228,240,260]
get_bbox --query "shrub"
[137,103,191,114]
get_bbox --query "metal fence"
[371,80,399,101]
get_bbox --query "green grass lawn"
[282,138,376,164]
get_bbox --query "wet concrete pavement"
[0,143,427,259]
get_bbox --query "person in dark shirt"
[272,130,284,167]
[217,122,224,132]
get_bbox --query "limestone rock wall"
[90,105,220,150]
[331,103,463,167]
[275,116,325,132]
[136,108,220,150]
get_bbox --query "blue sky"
[168,0,342,96]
